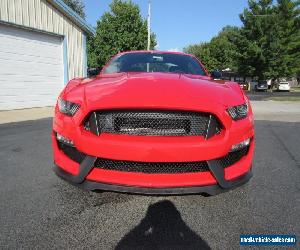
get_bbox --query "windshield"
[102,52,206,76]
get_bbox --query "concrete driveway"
[0,100,299,249]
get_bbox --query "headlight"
[57,98,80,116]
[227,103,248,120]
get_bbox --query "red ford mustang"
[53,51,254,195]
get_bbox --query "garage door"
[0,23,64,110]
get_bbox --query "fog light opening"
[231,138,250,152]
[56,133,74,147]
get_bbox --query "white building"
[0,0,95,110]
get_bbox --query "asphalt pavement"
[0,103,299,249]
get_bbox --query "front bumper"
[54,164,252,195]
[53,134,254,195]
[53,106,254,195]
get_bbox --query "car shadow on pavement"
[115,200,211,250]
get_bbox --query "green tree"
[208,26,242,72]
[91,0,157,68]
[184,26,242,72]
[184,43,218,72]
[63,0,85,19]
[239,0,300,79]
[87,35,98,67]
[185,0,299,79]
[272,0,300,78]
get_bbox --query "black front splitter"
[53,165,252,196]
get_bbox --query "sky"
[84,0,250,51]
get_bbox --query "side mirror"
[87,67,101,77]
[211,71,222,80]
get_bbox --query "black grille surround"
[58,141,250,174]
[85,110,222,138]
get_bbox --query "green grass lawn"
[268,96,300,102]
[291,87,300,92]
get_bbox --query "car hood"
[64,72,245,113]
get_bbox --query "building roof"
[47,0,96,36]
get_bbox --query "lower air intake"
[216,146,249,168]
[57,141,86,163]
[94,158,209,173]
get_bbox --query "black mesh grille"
[217,146,249,168]
[94,146,249,174]
[57,141,86,163]
[86,110,222,137]
[94,158,209,173]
